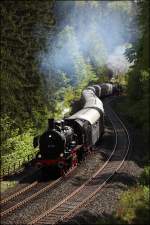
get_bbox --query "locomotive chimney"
[48,118,55,130]
[61,120,65,129]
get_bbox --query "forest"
[0,1,149,224]
[1,1,133,160]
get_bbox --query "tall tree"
[0,0,55,130]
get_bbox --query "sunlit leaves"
[117,186,149,224]
[125,0,150,146]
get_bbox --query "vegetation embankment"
[103,95,149,225]
[116,0,149,162]
[97,1,150,223]
[96,166,150,225]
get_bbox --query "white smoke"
[38,1,138,81]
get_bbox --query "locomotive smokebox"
[48,118,55,130]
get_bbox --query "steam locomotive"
[34,83,120,176]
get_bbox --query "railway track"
[0,166,77,218]
[28,99,130,225]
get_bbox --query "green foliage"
[0,115,35,157]
[126,69,150,146]
[127,69,150,101]
[0,115,19,147]
[0,0,56,129]
[1,129,38,174]
[2,131,33,157]
[0,115,39,174]
[96,65,113,83]
[97,166,150,225]
[0,1,58,167]
[115,74,128,87]
[139,166,150,186]
[97,2,149,224]
[117,186,150,224]
[115,166,150,224]
[125,0,150,148]
[125,1,150,69]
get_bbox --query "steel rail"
[0,167,42,204]
[0,166,77,218]
[0,181,38,205]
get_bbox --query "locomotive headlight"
[60,153,64,157]
[37,154,42,159]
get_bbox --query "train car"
[86,86,96,94]
[106,83,113,95]
[66,106,104,146]
[65,88,104,162]
[83,92,103,113]
[93,85,101,98]
[99,83,113,97]
[99,83,108,97]
[82,89,103,113]
[82,89,95,106]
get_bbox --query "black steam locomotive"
[34,83,119,176]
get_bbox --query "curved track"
[29,99,130,225]
[1,181,38,205]
[0,166,77,218]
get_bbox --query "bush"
[139,166,150,186]
[0,117,38,174]
[116,186,150,224]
